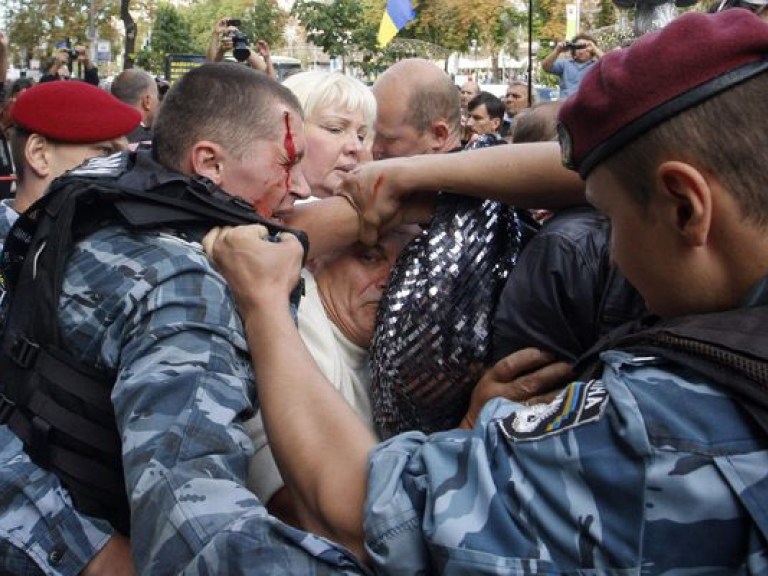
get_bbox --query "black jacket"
[492,206,647,363]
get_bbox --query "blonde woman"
[283,71,376,198]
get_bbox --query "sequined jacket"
[364,343,768,574]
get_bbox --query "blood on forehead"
[283,110,296,191]
[283,111,296,164]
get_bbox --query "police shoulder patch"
[498,379,608,443]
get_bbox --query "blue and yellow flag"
[377,0,416,48]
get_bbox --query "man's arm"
[0,426,135,575]
[75,46,99,86]
[542,43,566,73]
[207,18,232,62]
[284,195,362,259]
[339,142,585,245]
[58,229,360,573]
[204,225,375,561]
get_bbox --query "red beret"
[10,81,141,143]
[558,9,768,178]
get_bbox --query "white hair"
[282,71,376,135]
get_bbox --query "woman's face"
[302,104,369,198]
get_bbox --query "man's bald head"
[372,59,461,158]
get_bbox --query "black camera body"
[230,31,251,62]
[565,41,588,50]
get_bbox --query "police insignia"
[498,379,608,443]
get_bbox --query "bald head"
[372,59,461,159]
[111,69,160,128]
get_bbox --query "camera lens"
[231,32,251,62]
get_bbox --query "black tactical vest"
[0,150,307,534]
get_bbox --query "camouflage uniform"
[0,156,367,574]
[364,349,768,574]
[0,197,18,246]
[1,196,117,575]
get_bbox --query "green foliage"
[152,3,195,56]
[182,0,250,51]
[242,0,290,48]
[292,0,372,59]
[6,0,120,67]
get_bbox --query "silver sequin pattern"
[370,142,527,437]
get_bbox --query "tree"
[292,0,372,69]
[121,0,137,69]
[136,2,194,74]
[7,0,120,69]
[182,0,251,52]
[242,0,290,49]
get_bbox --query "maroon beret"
[558,9,768,178]
[10,80,141,143]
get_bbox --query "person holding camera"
[542,32,602,98]
[40,45,99,86]
[207,17,275,79]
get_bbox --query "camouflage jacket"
[0,156,367,575]
[0,197,17,248]
[364,348,768,574]
[0,196,119,576]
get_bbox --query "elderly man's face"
[312,226,419,348]
[505,85,529,116]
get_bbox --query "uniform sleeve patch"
[497,379,608,443]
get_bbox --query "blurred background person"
[207,16,275,78]
[459,77,481,147]
[500,80,533,142]
[465,91,506,144]
[542,33,603,98]
[111,68,160,145]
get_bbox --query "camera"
[565,41,588,50]
[225,18,242,27]
[230,31,251,62]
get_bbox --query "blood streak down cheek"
[283,111,296,191]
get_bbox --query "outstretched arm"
[338,141,585,245]
[204,225,374,562]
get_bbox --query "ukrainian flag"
[378,0,416,48]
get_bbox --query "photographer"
[207,17,275,79]
[39,45,99,86]
[542,33,602,98]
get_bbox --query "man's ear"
[657,160,712,247]
[140,92,153,113]
[427,120,450,153]
[24,134,51,179]
[190,141,224,185]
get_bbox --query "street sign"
[96,40,111,63]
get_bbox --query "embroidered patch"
[498,379,608,443]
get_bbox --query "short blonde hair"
[282,71,376,135]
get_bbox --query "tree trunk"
[121,0,136,70]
